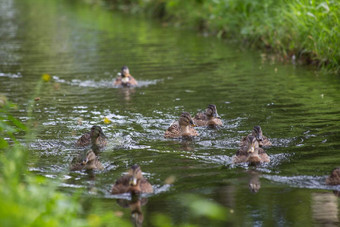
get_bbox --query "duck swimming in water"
[240,125,272,147]
[164,112,198,138]
[111,165,154,194]
[114,66,138,87]
[326,168,340,185]
[76,125,107,149]
[233,136,270,164]
[193,104,222,127]
[70,149,103,171]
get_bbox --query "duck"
[326,168,340,185]
[70,149,104,171]
[113,66,138,87]
[111,165,154,194]
[76,125,107,149]
[233,136,270,164]
[164,112,198,138]
[240,125,272,147]
[193,104,222,127]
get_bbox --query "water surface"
[1,0,340,226]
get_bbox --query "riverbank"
[103,0,340,74]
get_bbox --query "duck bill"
[100,131,107,138]
[247,146,255,153]
[130,177,138,186]
[81,158,88,165]
[256,135,263,141]
[190,120,196,127]
[213,112,220,118]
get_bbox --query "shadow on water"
[1,0,340,225]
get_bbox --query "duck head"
[179,112,196,127]
[81,150,96,165]
[205,104,220,119]
[252,126,263,141]
[246,136,259,154]
[245,136,263,165]
[90,125,106,140]
[128,165,143,190]
[121,66,130,76]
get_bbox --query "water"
[1,0,340,226]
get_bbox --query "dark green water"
[1,0,340,226]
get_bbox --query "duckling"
[326,168,340,185]
[111,165,153,194]
[240,125,272,147]
[164,112,198,138]
[114,66,138,87]
[76,125,107,148]
[70,149,104,171]
[233,136,270,164]
[194,104,222,127]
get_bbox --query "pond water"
[1,0,340,226]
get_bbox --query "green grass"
[104,0,340,73]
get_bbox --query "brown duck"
[70,149,103,171]
[111,165,153,194]
[113,66,138,87]
[194,104,222,127]
[233,136,270,164]
[240,125,272,147]
[76,125,107,148]
[326,168,340,185]
[164,112,198,138]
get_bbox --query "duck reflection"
[116,195,148,227]
[118,87,136,101]
[165,139,195,152]
[180,140,195,151]
[248,170,261,193]
[312,192,339,226]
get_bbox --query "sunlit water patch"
[263,175,340,191]
[53,75,162,88]
[0,72,22,78]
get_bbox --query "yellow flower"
[41,73,51,82]
[103,117,111,124]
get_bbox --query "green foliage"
[0,95,26,149]
[283,0,340,70]
[104,0,340,73]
